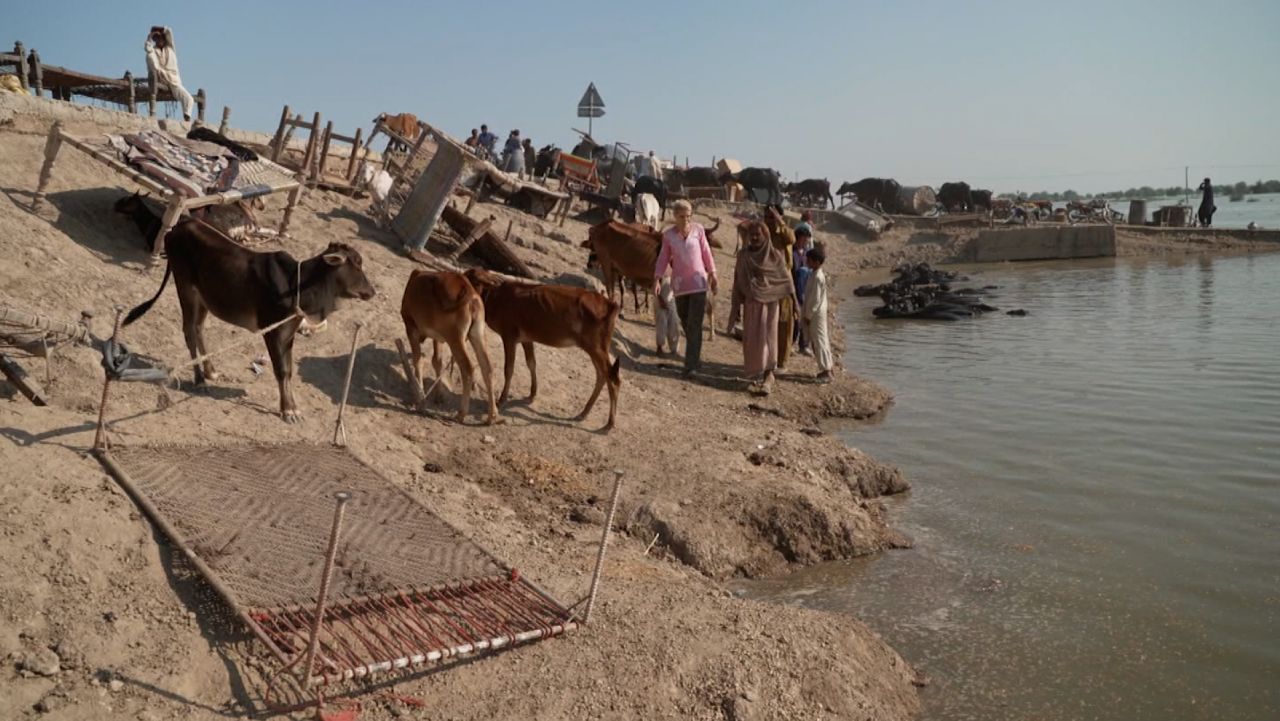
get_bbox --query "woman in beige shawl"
[732,220,796,394]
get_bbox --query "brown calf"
[399,270,498,425]
[464,269,621,431]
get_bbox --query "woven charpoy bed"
[31,120,303,257]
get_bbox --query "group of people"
[652,201,833,394]
[464,125,536,175]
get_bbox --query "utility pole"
[1184,166,1189,206]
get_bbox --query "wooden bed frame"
[31,121,306,260]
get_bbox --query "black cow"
[970,189,994,212]
[664,166,719,194]
[723,167,783,205]
[534,144,561,179]
[113,192,163,253]
[937,182,973,212]
[837,178,901,213]
[124,220,376,422]
[630,176,667,219]
[785,178,835,209]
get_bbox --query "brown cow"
[399,270,498,425]
[463,269,621,430]
[123,219,376,422]
[583,220,719,343]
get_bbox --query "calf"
[630,176,668,220]
[123,220,375,422]
[399,270,498,424]
[464,269,621,430]
[113,191,162,253]
[635,192,662,229]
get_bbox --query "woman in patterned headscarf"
[731,219,796,395]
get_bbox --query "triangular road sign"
[577,82,605,111]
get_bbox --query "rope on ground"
[100,310,305,385]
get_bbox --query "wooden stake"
[269,105,291,162]
[29,49,43,97]
[345,126,363,181]
[195,88,206,122]
[124,70,136,114]
[332,321,363,446]
[218,106,230,135]
[14,42,28,90]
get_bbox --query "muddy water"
[736,253,1280,720]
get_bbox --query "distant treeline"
[1021,179,1280,202]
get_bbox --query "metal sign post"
[577,82,605,138]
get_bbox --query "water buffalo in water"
[722,167,782,205]
[837,178,901,213]
[785,178,835,209]
[937,182,973,212]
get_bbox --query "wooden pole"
[447,215,495,261]
[269,105,290,162]
[345,127,363,181]
[123,71,136,114]
[217,106,230,135]
[31,121,64,212]
[279,113,303,158]
[332,322,363,446]
[464,175,484,215]
[195,88,206,122]
[305,111,322,183]
[147,67,156,116]
[15,42,28,91]
[503,219,513,244]
[29,49,43,97]
[318,120,334,178]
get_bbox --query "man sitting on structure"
[144,26,194,122]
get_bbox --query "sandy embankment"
[0,96,922,720]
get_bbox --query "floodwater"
[735,253,1280,720]
[1104,192,1280,230]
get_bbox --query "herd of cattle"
[117,214,680,432]
[533,143,992,216]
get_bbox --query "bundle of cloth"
[108,129,241,199]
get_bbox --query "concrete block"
[972,225,1116,262]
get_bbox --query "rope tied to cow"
[99,310,306,385]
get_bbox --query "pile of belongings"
[855,262,1000,321]
[106,129,249,199]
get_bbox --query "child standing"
[792,226,813,355]
[655,276,680,356]
[802,248,833,382]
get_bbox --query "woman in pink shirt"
[653,200,718,377]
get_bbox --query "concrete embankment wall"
[1118,224,1280,244]
[970,225,1116,262]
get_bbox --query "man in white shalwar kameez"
[145,26,194,122]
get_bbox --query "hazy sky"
[10,0,1279,194]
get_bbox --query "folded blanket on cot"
[108,131,239,199]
